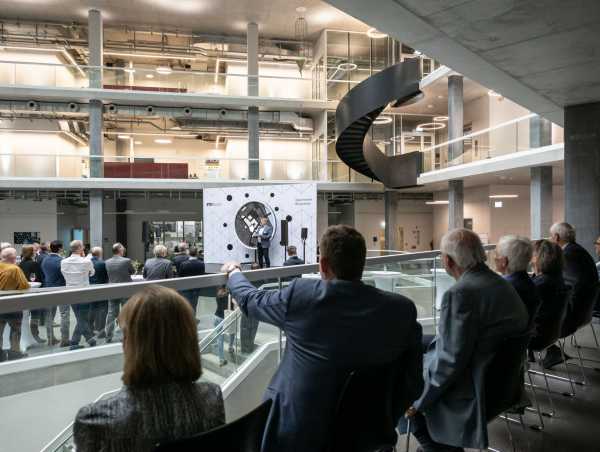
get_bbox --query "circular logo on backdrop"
[234,201,276,249]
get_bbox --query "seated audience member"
[222,225,422,452]
[529,240,569,351]
[41,240,66,346]
[104,242,135,342]
[495,235,540,325]
[178,247,206,313]
[89,247,109,335]
[0,247,30,361]
[406,228,528,452]
[19,244,45,343]
[143,245,174,281]
[283,245,304,266]
[544,222,599,368]
[74,286,225,452]
[172,242,190,275]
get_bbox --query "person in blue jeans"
[214,285,235,366]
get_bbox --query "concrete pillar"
[384,191,398,251]
[530,166,553,240]
[565,102,600,255]
[530,115,552,148]
[247,22,259,179]
[448,179,464,230]
[88,9,104,247]
[448,75,464,162]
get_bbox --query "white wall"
[0,199,57,248]
[0,49,82,87]
[225,61,311,99]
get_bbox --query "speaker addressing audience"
[544,222,599,368]
[253,216,273,268]
[283,245,304,266]
[73,286,225,452]
[406,228,528,452]
[222,224,422,452]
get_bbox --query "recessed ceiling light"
[416,122,445,132]
[117,134,131,139]
[489,194,518,199]
[380,221,386,228]
[337,62,357,72]
[146,73,154,79]
[373,116,393,125]
[296,6,307,13]
[367,28,387,39]
[437,95,444,99]
[494,201,504,208]
[427,104,434,108]
[425,200,449,205]
[156,66,172,75]
[433,116,448,122]
[154,138,172,144]
[134,141,142,145]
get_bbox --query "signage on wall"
[14,232,41,245]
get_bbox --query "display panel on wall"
[14,232,40,245]
[203,184,317,266]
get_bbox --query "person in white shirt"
[61,240,96,350]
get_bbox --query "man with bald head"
[0,247,30,361]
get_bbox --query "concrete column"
[88,9,104,247]
[384,191,398,251]
[247,22,259,179]
[565,102,600,255]
[448,179,464,230]
[530,115,552,148]
[448,75,464,162]
[530,166,553,240]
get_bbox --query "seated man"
[495,235,541,326]
[283,245,305,266]
[407,229,528,452]
[222,225,423,452]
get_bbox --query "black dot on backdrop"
[227,244,233,250]
[286,215,292,222]
[226,195,232,201]
[245,254,250,259]
[270,193,275,197]
[274,206,279,211]
[223,223,227,227]
[245,193,249,198]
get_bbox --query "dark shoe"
[105,337,113,344]
[219,359,228,367]
[7,350,28,360]
[69,345,85,351]
[543,345,565,369]
[96,331,106,339]
[0,351,7,362]
[87,338,97,347]
[60,339,70,348]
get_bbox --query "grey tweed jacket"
[74,381,225,452]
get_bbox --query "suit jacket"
[36,251,49,281]
[255,224,273,249]
[172,253,190,274]
[283,256,305,266]
[415,264,528,449]
[74,382,225,452]
[227,272,423,452]
[504,271,541,327]
[530,273,569,349]
[178,258,205,278]
[90,257,109,285]
[562,242,599,331]
[41,253,65,288]
[105,255,135,284]
[143,257,174,281]
[19,258,43,283]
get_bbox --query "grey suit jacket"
[105,255,135,284]
[143,257,174,281]
[255,224,273,249]
[73,381,225,452]
[415,264,528,449]
[228,272,423,452]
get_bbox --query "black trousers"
[257,246,270,268]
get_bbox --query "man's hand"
[405,406,418,418]
[221,262,241,276]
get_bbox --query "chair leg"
[503,413,516,452]
[404,419,411,452]
[571,334,588,384]
[591,323,600,349]
[536,351,556,416]
[525,362,546,430]
[558,339,579,393]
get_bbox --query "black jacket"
[504,271,541,327]
[283,255,305,266]
[19,258,43,283]
[178,258,205,278]
[530,273,569,349]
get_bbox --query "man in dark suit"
[172,242,190,275]
[41,240,67,346]
[253,216,273,268]
[222,225,423,452]
[89,247,109,334]
[283,245,305,266]
[406,229,528,451]
[495,235,541,326]
[544,222,600,368]
[178,247,205,314]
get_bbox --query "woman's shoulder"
[75,389,131,426]
[192,381,223,402]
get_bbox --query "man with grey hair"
[172,241,190,275]
[496,235,540,325]
[143,244,174,281]
[545,222,599,368]
[406,228,528,451]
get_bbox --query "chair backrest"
[328,357,411,452]
[484,330,531,421]
[154,399,273,452]
[562,282,600,337]
[530,285,571,351]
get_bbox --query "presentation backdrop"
[203,183,317,266]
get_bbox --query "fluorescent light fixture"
[337,62,357,71]
[104,51,196,61]
[489,194,519,199]
[433,116,448,122]
[494,201,503,208]
[367,28,387,39]
[134,141,143,145]
[124,67,136,74]
[156,66,172,75]
[146,73,154,79]
[154,138,172,144]
[416,122,445,132]
[373,116,393,125]
[425,200,449,205]
[117,134,131,139]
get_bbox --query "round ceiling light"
[367,28,387,39]
[433,116,448,122]
[146,73,155,79]
[373,116,393,125]
[337,62,357,72]
[156,66,172,75]
[415,122,445,132]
